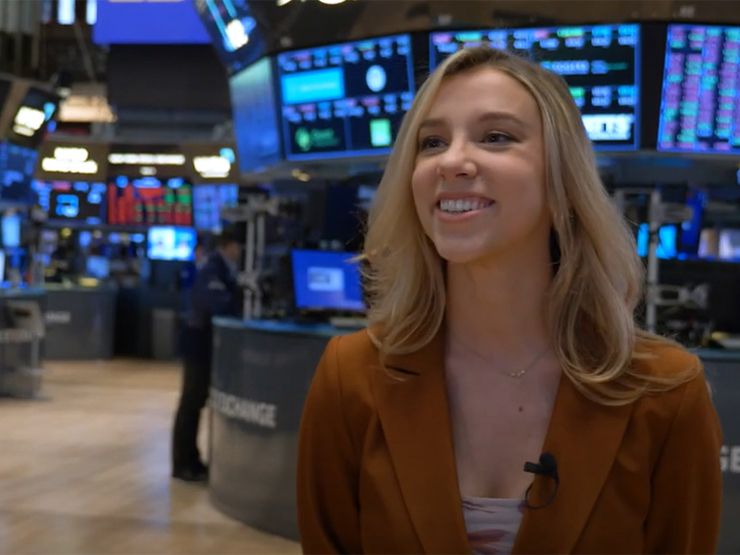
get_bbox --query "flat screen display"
[194,0,264,75]
[6,87,60,149]
[291,249,365,312]
[637,224,678,259]
[1,214,20,249]
[45,181,107,225]
[93,0,210,45]
[230,58,282,173]
[277,34,416,160]
[0,141,38,205]
[658,25,740,154]
[193,184,238,230]
[147,226,197,261]
[107,176,193,227]
[430,24,641,150]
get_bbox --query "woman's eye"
[483,132,513,144]
[419,136,445,151]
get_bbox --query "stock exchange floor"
[0,359,301,555]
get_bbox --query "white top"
[462,496,524,555]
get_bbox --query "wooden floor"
[0,359,302,555]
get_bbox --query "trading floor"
[0,360,301,555]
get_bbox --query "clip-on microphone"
[523,452,559,510]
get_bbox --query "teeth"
[439,198,491,213]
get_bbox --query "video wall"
[226,22,740,167]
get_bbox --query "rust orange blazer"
[296,329,723,554]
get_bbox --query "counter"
[207,319,740,552]
[693,349,740,554]
[208,318,347,540]
[43,284,117,360]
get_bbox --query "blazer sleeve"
[644,362,723,554]
[296,336,362,554]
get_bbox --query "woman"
[296,47,722,554]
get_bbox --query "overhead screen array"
[430,24,641,150]
[658,24,740,154]
[276,34,416,160]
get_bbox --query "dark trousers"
[172,357,211,472]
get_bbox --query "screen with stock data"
[430,24,641,149]
[658,25,740,154]
[107,177,193,227]
[277,34,415,160]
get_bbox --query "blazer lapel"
[513,375,635,554]
[369,331,470,555]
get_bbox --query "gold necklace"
[508,348,550,379]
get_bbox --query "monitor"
[291,249,365,312]
[1,213,21,249]
[429,24,642,150]
[637,224,678,259]
[194,0,264,75]
[86,255,110,279]
[277,34,416,161]
[46,181,106,225]
[93,0,211,45]
[107,176,193,227]
[193,184,238,230]
[6,86,60,149]
[658,25,740,154]
[0,141,37,205]
[230,58,282,174]
[719,230,740,261]
[147,226,197,261]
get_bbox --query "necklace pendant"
[509,369,526,378]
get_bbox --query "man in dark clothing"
[172,231,243,482]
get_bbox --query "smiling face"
[411,67,551,267]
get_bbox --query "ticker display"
[658,25,740,154]
[430,24,642,149]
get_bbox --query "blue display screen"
[277,34,416,161]
[637,224,678,259]
[658,25,740,154]
[147,226,197,261]
[1,214,20,249]
[291,250,365,312]
[230,58,282,174]
[193,184,238,230]
[0,141,37,205]
[93,0,210,45]
[430,24,641,150]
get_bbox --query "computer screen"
[44,181,107,225]
[147,226,197,261]
[107,176,193,227]
[637,224,678,259]
[657,25,740,154]
[230,58,283,173]
[719,230,740,261]
[0,141,38,205]
[193,184,239,230]
[86,256,110,279]
[277,34,416,161]
[291,249,365,312]
[1,213,21,249]
[194,0,264,75]
[429,24,641,150]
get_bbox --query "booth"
[43,283,117,360]
[207,318,740,552]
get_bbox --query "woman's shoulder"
[632,338,702,380]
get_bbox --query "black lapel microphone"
[523,452,559,510]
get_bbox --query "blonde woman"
[296,47,722,554]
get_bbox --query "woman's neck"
[444,246,554,360]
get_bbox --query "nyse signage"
[182,143,239,183]
[35,141,109,182]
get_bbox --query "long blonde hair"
[362,46,696,406]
